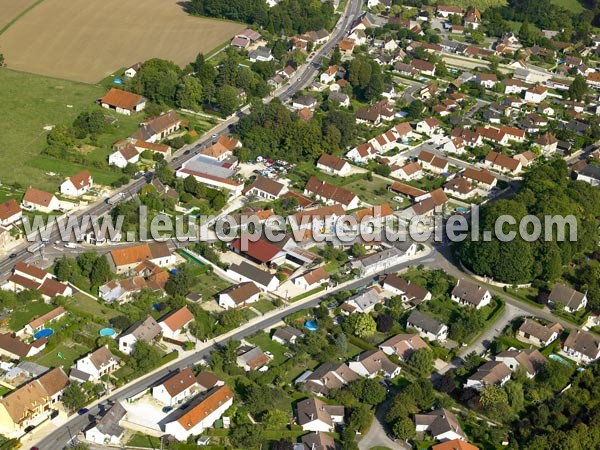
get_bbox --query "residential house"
[272,326,304,345]
[73,346,120,382]
[297,363,359,396]
[22,306,67,335]
[341,287,384,315]
[218,282,261,309]
[131,110,183,143]
[328,91,350,107]
[495,349,547,378]
[411,59,436,76]
[414,408,466,442]
[304,177,359,209]
[159,306,194,340]
[248,46,273,62]
[395,162,423,181]
[535,132,558,154]
[108,242,175,274]
[515,151,536,168]
[108,143,140,168]
[118,315,161,355]
[577,164,600,186]
[292,95,318,111]
[201,136,241,161]
[293,267,330,291]
[351,245,416,276]
[502,78,525,94]
[124,63,142,78]
[60,170,93,197]
[0,200,22,227]
[245,176,286,200]
[524,85,548,103]
[484,151,522,174]
[408,188,449,217]
[3,262,72,300]
[98,262,168,304]
[562,329,600,364]
[444,177,476,199]
[379,334,429,361]
[443,137,467,155]
[163,386,234,441]
[288,204,345,233]
[230,238,286,267]
[382,275,431,304]
[462,168,497,190]
[297,397,344,432]
[99,88,147,115]
[0,333,46,360]
[21,187,60,214]
[549,284,587,313]
[152,368,201,406]
[316,154,351,176]
[348,349,400,379]
[517,319,563,347]
[298,432,337,450]
[416,118,441,137]
[476,73,498,89]
[418,150,449,174]
[464,7,481,28]
[465,361,512,390]
[236,346,269,371]
[451,279,492,309]
[432,440,480,450]
[84,402,127,446]
[406,310,448,342]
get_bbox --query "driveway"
[358,399,411,450]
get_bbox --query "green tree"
[348,404,373,433]
[344,313,376,338]
[165,265,192,297]
[351,243,366,257]
[90,255,110,286]
[569,74,587,101]
[392,416,416,439]
[132,340,161,372]
[408,348,434,375]
[176,76,204,110]
[54,256,80,283]
[62,383,87,411]
[215,84,240,116]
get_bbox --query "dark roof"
[407,310,445,335]
[229,262,277,288]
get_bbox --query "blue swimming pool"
[305,320,318,331]
[99,328,116,337]
[549,354,570,365]
[34,328,54,340]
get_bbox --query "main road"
[0,0,364,281]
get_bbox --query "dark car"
[78,408,89,415]
[8,253,17,259]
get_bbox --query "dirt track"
[0,0,245,83]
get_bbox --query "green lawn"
[188,265,231,300]
[31,342,90,369]
[443,0,506,9]
[551,0,585,12]
[344,177,396,205]
[8,301,55,331]
[66,292,119,322]
[248,332,289,366]
[127,434,161,449]
[0,386,13,397]
[252,298,276,314]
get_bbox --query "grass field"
[441,0,507,10]
[550,0,585,13]
[8,301,55,331]
[0,0,245,83]
[67,293,120,322]
[32,341,90,368]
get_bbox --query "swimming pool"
[549,354,570,365]
[305,320,318,331]
[99,328,116,337]
[34,328,54,340]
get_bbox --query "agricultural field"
[0,0,37,32]
[0,0,245,83]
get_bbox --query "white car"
[64,242,78,249]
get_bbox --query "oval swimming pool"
[99,328,116,337]
[34,328,54,340]
[305,320,318,331]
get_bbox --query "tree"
[376,313,393,332]
[215,84,240,116]
[0,54,4,67]
[176,76,203,110]
[230,423,263,449]
[132,340,161,372]
[405,100,424,119]
[480,384,509,409]
[270,439,294,450]
[408,348,434,375]
[352,378,387,405]
[165,265,192,297]
[89,255,110,286]
[569,74,587,101]
[348,404,373,433]
[54,256,80,282]
[62,383,87,411]
[392,416,416,439]
[344,313,376,338]
[351,243,366,257]
[471,29,485,44]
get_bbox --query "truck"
[27,242,45,253]
[106,192,125,205]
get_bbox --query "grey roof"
[300,432,336,450]
[564,329,600,359]
[273,326,304,343]
[182,155,235,179]
[249,46,272,59]
[229,262,277,288]
[329,91,349,104]
[345,288,381,311]
[579,164,600,181]
[407,310,445,335]
[414,408,465,440]
[452,279,489,306]
[69,368,93,382]
[549,284,586,310]
[16,361,49,378]
[121,315,161,343]
[354,247,403,269]
[95,402,126,437]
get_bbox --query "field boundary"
[0,0,45,36]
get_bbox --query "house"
[304,177,359,209]
[298,432,336,450]
[320,65,339,84]
[414,408,466,442]
[200,136,241,161]
[23,306,67,335]
[231,29,261,48]
[289,204,345,233]
[549,284,587,313]
[348,349,400,379]
[272,326,304,345]
[476,73,497,89]
[230,238,287,267]
[484,151,522,174]
[562,329,600,364]
[406,310,448,342]
[196,372,224,392]
[159,306,194,340]
[351,245,416,276]
[73,346,120,382]
[524,85,548,103]
[131,110,183,143]
[418,150,449,174]
[98,262,168,304]
[60,170,93,197]
[0,200,22,227]
[409,188,449,217]
[329,91,350,107]
[124,63,142,78]
[535,132,558,154]
[464,7,481,28]
[316,154,351,176]
[236,346,269,371]
[118,315,161,355]
[108,242,175,274]
[0,333,46,360]
[341,287,384,315]
[443,137,467,155]
[515,151,536,168]
[495,349,547,378]
[338,38,356,57]
[21,187,58,215]
[152,368,200,406]
[293,95,318,111]
[436,5,464,17]
[245,176,286,200]
[451,279,491,309]
[502,78,525,94]
[296,397,344,432]
[164,386,234,441]
[432,440,479,450]
[354,204,394,225]
[248,46,274,62]
[379,334,429,361]
[382,274,431,304]
[218,282,261,309]
[517,319,563,347]
[131,139,172,158]
[84,402,127,446]
[444,178,476,199]
[416,118,441,137]
[411,59,436,76]
[99,88,146,115]
[108,143,140,168]
[394,162,423,181]
[3,262,72,300]
[462,168,497,190]
[297,363,359,396]
[294,267,329,290]
[465,361,512,390]
[0,367,68,433]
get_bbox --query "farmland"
[0,0,245,83]
[0,0,37,33]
